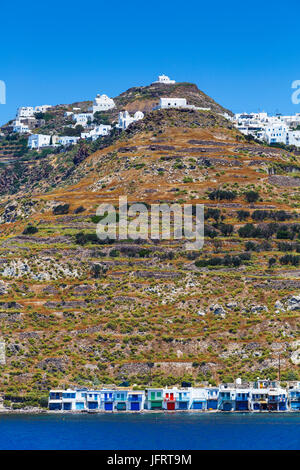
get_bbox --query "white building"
[34,105,52,113]
[17,106,35,118]
[153,74,176,85]
[55,136,80,146]
[81,124,112,140]
[154,97,187,110]
[28,134,52,149]
[13,120,31,134]
[17,105,52,118]
[153,97,210,112]
[92,94,115,114]
[263,123,289,145]
[72,113,93,127]
[287,130,300,146]
[117,110,144,130]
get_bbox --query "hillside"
[0,83,299,404]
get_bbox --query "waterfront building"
[190,388,207,410]
[288,383,300,410]
[100,389,114,411]
[48,390,64,410]
[163,388,177,410]
[235,389,251,411]
[86,390,101,410]
[113,390,129,411]
[206,386,219,410]
[218,385,237,411]
[48,381,295,413]
[127,391,145,411]
[145,388,164,410]
[267,388,288,411]
[176,388,192,410]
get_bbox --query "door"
[223,402,232,411]
[63,402,72,411]
[167,402,175,410]
[193,401,203,410]
[116,402,126,411]
[179,402,188,410]
[105,402,113,411]
[88,402,98,410]
[76,402,85,410]
[130,402,140,411]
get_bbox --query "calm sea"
[0,412,299,450]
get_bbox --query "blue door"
[179,402,188,410]
[63,402,72,410]
[207,400,217,410]
[130,402,140,411]
[88,402,98,409]
[76,402,85,410]
[49,403,62,410]
[223,402,232,411]
[193,401,203,409]
[236,401,248,411]
[105,402,113,411]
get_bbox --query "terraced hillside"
[0,85,299,404]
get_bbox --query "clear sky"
[0,0,300,125]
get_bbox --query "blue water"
[0,413,299,450]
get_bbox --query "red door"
[167,402,175,410]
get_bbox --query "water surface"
[0,412,299,450]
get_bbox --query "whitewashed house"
[34,105,52,113]
[56,136,80,146]
[154,97,187,110]
[17,106,35,118]
[153,97,210,112]
[72,113,93,127]
[286,130,300,147]
[117,110,144,130]
[153,74,176,85]
[92,94,115,114]
[263,123,289,145]
[28,134,52,149]
[81,124,112,140]
[13,120,31,134]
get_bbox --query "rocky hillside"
[0,84,299,403]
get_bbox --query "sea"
[0,412,299,450]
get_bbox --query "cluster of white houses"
[10,74,217,150]
[232,112,300,147]
[48,379,300,412]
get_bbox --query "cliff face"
[0,85,299,397]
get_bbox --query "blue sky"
[0,0,300,125]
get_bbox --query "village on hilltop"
[5,74,300,150]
